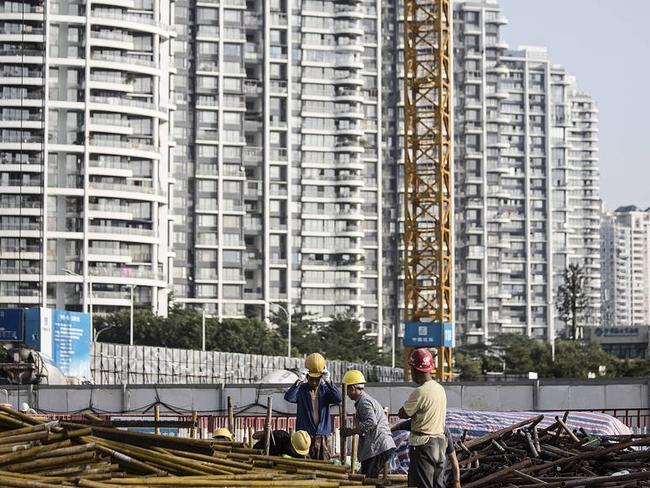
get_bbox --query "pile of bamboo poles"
[455,412,650,487]
[0,405,406,487]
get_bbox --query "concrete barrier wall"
[5,377,649,415]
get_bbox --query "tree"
[207,318,286,356]
[454,352,482,380]
[94,306,201,349]
[95,307,287,355]
[556,263,592,340]
[550,340,619,378]
[269,309,322,356]
[491,334,552,376]
[318,313,383,364]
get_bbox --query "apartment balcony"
[244,217,262,234]
[269,80,288,95]
[243,12,261,27]
[335,20,364,37]
[334,4,364,19]
[243,79,261,95]
[333,73,364,86]
[88,225,155,237]
[87,203,134,221]
[269,11,287,26]
[89,95,165,119]
[87,247,133,264]
[91,9,172,36]
[91,52,158,71]
[335,54,363,69]
[336,123,364,137]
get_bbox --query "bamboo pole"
[350,418,358,475]
[339,382,346,464]
[6,451,96,474]
[154,405,160,436]
[84,438,167,476]
[227,397,234,438]
[0,476,62,488]
[264,398,272,457]
[190,411,198,439]
[0,440,72,466]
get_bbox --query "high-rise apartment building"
[0,0,174,314]
[452,1,600,344]
[601,206,650,326]
[170,0,385,342]
[2,0,601,349]
[382,0,601,345]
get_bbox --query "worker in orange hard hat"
[284,352,341,460]
[398,348,448,488]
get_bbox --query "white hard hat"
[19,402,29,413]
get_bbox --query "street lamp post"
[391,322,396,369]
[201,308,206,352]
[127,285,136,346]
[271,303,291,359]
[63,269,93,340]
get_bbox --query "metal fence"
[91,342,403,385]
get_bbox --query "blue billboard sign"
[24,308,91,380]
[52,310,91,379]
[404,321,455,347]
[0,308,23,342]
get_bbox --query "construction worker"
[284,352,341,460]
[340,369,396,478]
[398,348,448,488]
[212,427,234,442]
[391,421,460,488]
[252,429,311,458]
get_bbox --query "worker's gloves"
[322,368,330,383]
[340,427,355,437]
[299,368,309,382]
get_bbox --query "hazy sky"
[499,0,650,211]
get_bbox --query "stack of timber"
[456,412,650,487]
[0,406,406,487]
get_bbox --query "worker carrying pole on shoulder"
[340,369,396,478]
[284,352,341,460]
[398,348,448,488]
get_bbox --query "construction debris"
[0,405,406,487]
[456,412,650,487]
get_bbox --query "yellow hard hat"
[291,430,311,456]
[212,427,233,441]
[305,352,326,377]
[342,369,366,386]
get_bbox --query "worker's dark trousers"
[360,448,395,478]
[408,437,446,488]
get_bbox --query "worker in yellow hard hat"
[252,429,311,458]
[340,370,396,478]
[284,352,341,460]
[212,427,234,442]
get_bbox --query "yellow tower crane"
[402,0,453,382]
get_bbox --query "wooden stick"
[264,397,272,457]
[190,411,197,439]
[227,397,234,438]
[154,405,160,436]
[350,419,358,475]
[339,383,346,463]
